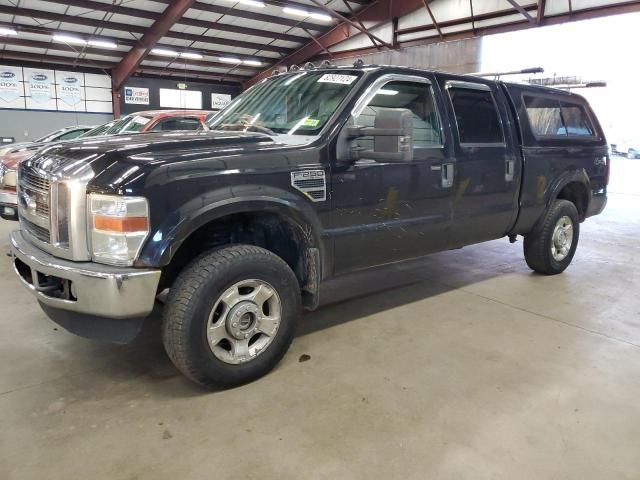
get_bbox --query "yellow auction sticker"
[303,118,320,127]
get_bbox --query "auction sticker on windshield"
[317,74,358,85]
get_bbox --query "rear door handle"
[505,159,515,182]
[441,163,454,188]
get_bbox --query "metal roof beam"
[0,21,275,63]
[0,50,114,71]
[246,0,427,87]
[149,0,328,31]
[504,0,537,23]
[0,5,289,54]
[307,0,393,49]
[39,0,309,44]
[537,0,546,23]
[422,0,443,39]
[112,0,197,91]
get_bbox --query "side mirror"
[348,107,414,162]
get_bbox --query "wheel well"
[557,182,589,221]
[159,212,319,306]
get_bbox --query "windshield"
[207,71,363,135]
[81,122,115,138]
[100,115,152,136]
[35,128,69,143]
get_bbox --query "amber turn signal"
[94,215,149,233]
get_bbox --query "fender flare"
[137,186,326,270]
[545,168,592,215]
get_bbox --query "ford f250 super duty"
[10,63,609,387]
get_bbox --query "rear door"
[437,78,521,246]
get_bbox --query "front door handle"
[441,163,454,188]
[505,159,515,182]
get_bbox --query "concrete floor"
[1,157,639,480]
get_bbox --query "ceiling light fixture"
[242,59,262,66]
[52,33,87,45]
[0,27,17,36]
[151,48,177,56]
[219,57,241,64]
[180,52,203,59]
[88,39,118,49]
[239,0,265,7]
[282,7,332,22]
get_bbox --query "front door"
[328,74,455,275]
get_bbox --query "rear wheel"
[162,245,301,388]
[523,199,580,275]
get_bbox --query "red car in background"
[0,109,213,220]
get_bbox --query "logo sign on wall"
[29,71,53,103]
[0,68,21,103]
[211,93,232,110]
[124,87,150,105]
[59,74,83,106]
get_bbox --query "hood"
[22,130,285,188]
[0,141,34,157]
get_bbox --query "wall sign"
[0,68,22,103]
[124,86,150,105]
[28,70,53,104]
[211,93,231,110]
[59,73,83,107]
[0,65,112,113]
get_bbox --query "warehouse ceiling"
[0,0,638,90]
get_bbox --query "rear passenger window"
[448,86,503,144]
[524,95,595,138]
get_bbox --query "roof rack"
[473,67,544,79]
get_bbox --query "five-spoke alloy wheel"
[162,245,301,388]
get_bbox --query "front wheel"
[523,199,580,275]
[162,245,301,388]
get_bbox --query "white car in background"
[612,141,640,158]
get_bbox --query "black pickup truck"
[10,64,608,387]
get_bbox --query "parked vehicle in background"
[8,65,608,387]
[0,110,213,220]
[0,125,94,158]
[611,141,640,158]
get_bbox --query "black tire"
[162,245,301,388]
[523,199,580,275]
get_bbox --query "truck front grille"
[18,166,51,244]
[22,217,50,243]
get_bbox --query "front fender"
[137,184,327,269]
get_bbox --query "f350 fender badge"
[291,170,326,202]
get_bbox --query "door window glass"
[448,87,503,144]
[356,80,442,149]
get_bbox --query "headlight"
[89,193,150,266]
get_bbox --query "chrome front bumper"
[10,230,161,319]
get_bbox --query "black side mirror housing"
[339,107,414,163]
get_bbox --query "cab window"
[524,95,596,138]
[356,80,442,150]
[448,86,503,144]
[150,117,203,132]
